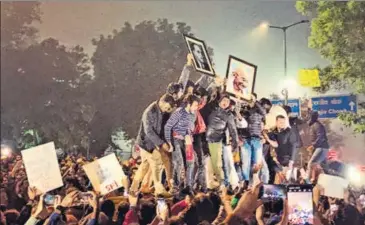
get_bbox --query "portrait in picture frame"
[183,35,215,77]
[225,55,257,101]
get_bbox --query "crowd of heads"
[0,55,364,225]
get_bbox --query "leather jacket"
[206,106,238,149]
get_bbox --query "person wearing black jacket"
[206,94,238,189]
[283,105,304,150]
[130,94,175,197]
[269,115,297,176]
[307,111,330,183]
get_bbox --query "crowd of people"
[1,54,364,224]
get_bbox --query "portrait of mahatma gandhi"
[225,56,257,100]
[183,35,214,76]
[232,67,249,94]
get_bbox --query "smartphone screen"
[287,185,314,225]
[261,184,286,202]
[44,194,55,205]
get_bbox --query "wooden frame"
[224,55,257,101]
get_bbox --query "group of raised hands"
[27,186,98,221]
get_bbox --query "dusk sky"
[38,1,331,98]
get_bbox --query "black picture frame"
[224,55,258,101]
[183,34,215,77]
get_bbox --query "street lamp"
[268,20,309,105]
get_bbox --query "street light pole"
[269,20,309,105]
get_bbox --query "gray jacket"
[206,107,238,149]
[136,101,165,153]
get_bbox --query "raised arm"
[195,74,214,90]
[178,54,194,93]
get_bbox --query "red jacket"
[193,103,207,134]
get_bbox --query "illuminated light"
[347,165,363,186]
[249,22,270,38]
[259,22,269,29]
[1,145,12,159]
[278,78,298,97]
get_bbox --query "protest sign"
[298,69,321,87]
[83,153,126,195]
[21,142,63,193]
[317,174,349,199]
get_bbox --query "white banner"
[83,153,126,195]
[21,142,63,193]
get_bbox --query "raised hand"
[60,191,79,208]
[27,186,42,201]
[232,181,263,219]
[34,194,50,220]
[187,53,194,66]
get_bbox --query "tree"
[111,127,133,153]
[296,1,365,133]
[0,2,41,49]
[90,19,214,149]
[1,38,94,150]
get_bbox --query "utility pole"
[269,20,309,105]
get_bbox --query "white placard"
[83,153,126,195]
[21,142,63,193]
[317,174,349,199]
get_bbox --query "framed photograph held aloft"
[225,55,257,101]
[183,35,215,77]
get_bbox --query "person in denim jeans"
[164,95,200,190]
[307,111,330,183]
[240,94,267,182]
[241,136,269,183]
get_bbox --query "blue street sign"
[271,99,301,117]
[311,95,357,119]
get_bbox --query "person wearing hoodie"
[206,94,239,189]
[307,111,330,183]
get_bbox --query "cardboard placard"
[83,153,126,195]
[21,142,63,193]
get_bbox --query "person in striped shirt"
[164,94,201,191]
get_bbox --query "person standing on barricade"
[129,94,175,198]
[206,94,238,190]
[164,94,200,192]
